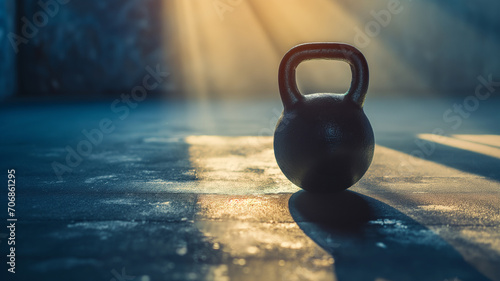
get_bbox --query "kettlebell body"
[274,43,374,193]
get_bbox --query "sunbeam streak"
[418,134,500,160]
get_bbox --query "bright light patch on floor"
[418,134,500,159]
[419,205,458,212]
[195,219,335,281]
[452,134,500,148]
[184,135,298,194]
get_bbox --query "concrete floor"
[0,97,499,281]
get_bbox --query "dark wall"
[16,0,167,97]
[0,0,16,99]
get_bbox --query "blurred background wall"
[0,0,16,99]
[1,0,499,100]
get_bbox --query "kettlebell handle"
[279,43,369,108]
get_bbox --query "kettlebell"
[274,43,374,193]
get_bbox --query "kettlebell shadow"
[288,190,490,281]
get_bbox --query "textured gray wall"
[17,0,167,97]
[0,0,16,99]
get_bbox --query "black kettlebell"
[274,43,374,193]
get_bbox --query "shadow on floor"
[289,190,490,281]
